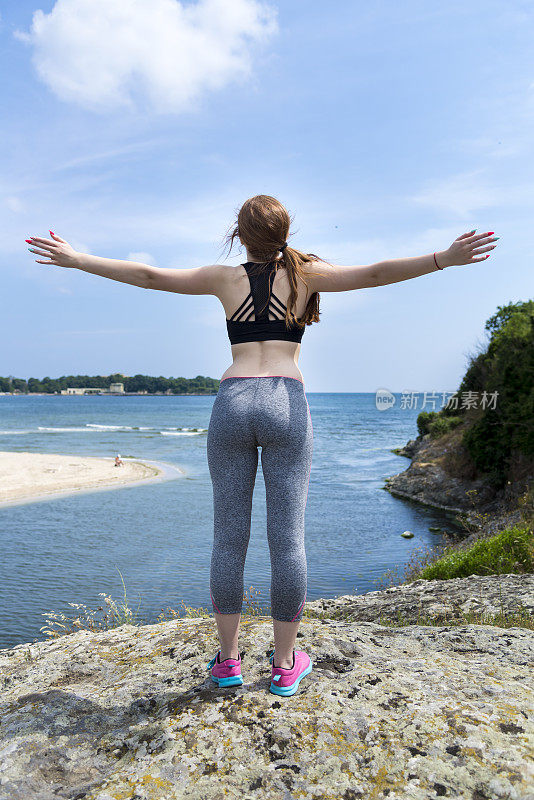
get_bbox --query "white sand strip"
[0,451,185,508]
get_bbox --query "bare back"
[215,261,314,383]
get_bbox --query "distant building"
[61,383,125,396]
[61,387,98,395]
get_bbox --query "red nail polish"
[25,239,32,243]
[487,231,494,235]
[49,230,55,235]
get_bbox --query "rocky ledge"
[305,573,534,625]
[1,576,533,800]
[385,432,495,514]
[385,426,533,549]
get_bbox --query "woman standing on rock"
[26,195,498,696]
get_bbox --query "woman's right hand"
[442,230,499,267]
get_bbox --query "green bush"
[417,411,463,438]
[418,524,533,580]
[428,416,463,438]
[417,411,439,436]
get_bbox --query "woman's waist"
[221,358,304,386]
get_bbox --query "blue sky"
[1,0,532,392]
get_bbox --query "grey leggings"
[207,376,313,622]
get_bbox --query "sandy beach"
[0,451,183,507]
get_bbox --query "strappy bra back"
[226,262,306,346]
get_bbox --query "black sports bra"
[226,262,306,346]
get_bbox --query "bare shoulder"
[217,263,243,279]
[299,257,334,293]
[213,262,244,289]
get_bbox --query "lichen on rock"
[1,579,533,799]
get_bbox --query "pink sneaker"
[268,649,313,696]
[207,650,243,687]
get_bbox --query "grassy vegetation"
[38,570,267,641]
[418,524,533,580]
[375,521,532,590]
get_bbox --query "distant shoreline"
[0,451,185,508]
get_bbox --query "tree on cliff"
[418,299,533,489]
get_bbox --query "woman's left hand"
[26,232,80,268]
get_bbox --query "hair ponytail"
[277,243,323,329]
[221,195,330,330]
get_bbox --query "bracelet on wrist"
[433,252,444,271]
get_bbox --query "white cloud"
[13,0,277,114]
[409,169,534,220]
[128,251,156,265]
[409,170,499,218]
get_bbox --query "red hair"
[222,195,328,329]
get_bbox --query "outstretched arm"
[371,230,498,286]
[26,232,223,294]
[306,230,499,292]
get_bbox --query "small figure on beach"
[114,454,123,467]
